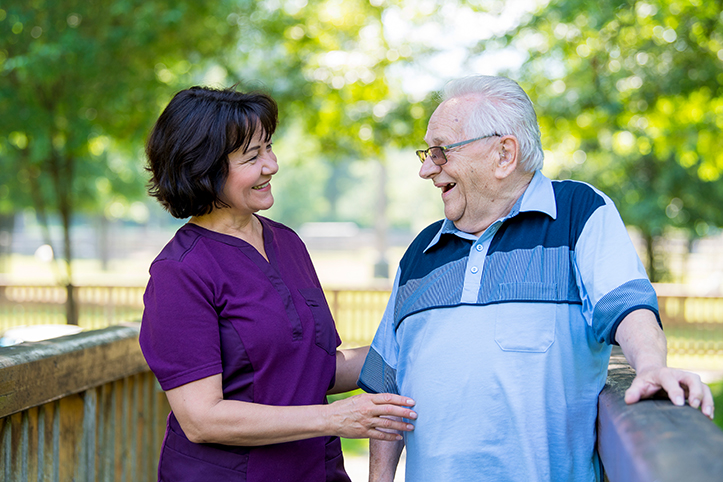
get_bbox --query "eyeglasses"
[415,134,501,165]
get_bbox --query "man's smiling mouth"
[442,183,456,193]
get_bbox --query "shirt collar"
[424,170,557,252]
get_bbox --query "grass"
[710,380,723,430]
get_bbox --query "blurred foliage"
[0,0,441,238]
[212,0,438,226]
[0,0,240,321]
[3,0,722,288]
[493,0,723,281]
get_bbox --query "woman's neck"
[190,212,268,261]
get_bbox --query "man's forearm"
[615,309,667,372]
[369,437,404,482]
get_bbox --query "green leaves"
[508,0,723,280]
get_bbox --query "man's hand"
[616,309,715,420]
[625,366,714,419]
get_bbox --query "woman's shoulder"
[257,216,304,243]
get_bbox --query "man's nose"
[419,156,441,179]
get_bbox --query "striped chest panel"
[394,180,606,329]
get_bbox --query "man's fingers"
[658,373,687,406]
[685,375,705,409]
[625,368,716,420]
[679,373,715,420]
[624,376,659,405]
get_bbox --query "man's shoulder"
[411,220,445,249]
[552,179,608,207]
[551,179,611,223]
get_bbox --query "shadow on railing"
[598,347,723,482]
[0,324,168,481]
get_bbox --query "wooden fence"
[1,325,721,481]
[1,284,722,354]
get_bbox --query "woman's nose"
[263,153,279,175]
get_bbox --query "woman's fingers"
[327,393,417,439]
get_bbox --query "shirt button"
[475,245,483,251]
[470,266,479,274]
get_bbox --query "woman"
[139,86,416,482]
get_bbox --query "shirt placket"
[460,222,501,304]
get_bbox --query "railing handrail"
[598,347,723,482]
[1,325,723,480]
[0,323,147,419]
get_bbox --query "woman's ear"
[495,136,519,179]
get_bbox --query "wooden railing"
[0,324,169,481]
[598,348,723,481]
[1,325,721,481]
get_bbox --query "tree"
[0,0,239,322]
[490,0,723,281]
[177,0,438,228]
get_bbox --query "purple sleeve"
[140,260,223,391]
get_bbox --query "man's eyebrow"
[423,137,445,146]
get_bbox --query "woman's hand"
[167,375,416,445]
[325,393,416,441]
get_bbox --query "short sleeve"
[572,194,660,345]
[140,260,223,390]
[358,268,401,395]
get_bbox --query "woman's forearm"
[166,374,417,446]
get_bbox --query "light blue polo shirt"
[358,171,659,482]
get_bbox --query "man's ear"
[494,136,519,179]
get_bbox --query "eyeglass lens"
[428,147,446,164]
[417,147,447,164]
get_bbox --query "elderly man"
[358,75,714,482]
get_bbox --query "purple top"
[140,217,350,482]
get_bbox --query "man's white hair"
[441,75,544,172]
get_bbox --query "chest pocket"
[300,288,338,355]
[493,283,557,353]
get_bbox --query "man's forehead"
[425,97,473,144]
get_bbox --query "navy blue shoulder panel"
[398,220,472,286]
[489,180,606,254]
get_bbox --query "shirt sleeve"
[358,268,402,395]
[572,192,660,345]
[140,259,223,390]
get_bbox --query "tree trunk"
[373,159,389,279]
[48,146,78,325]
[643,231,659,283]
[0,213,14,273]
